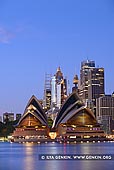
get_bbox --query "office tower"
[88,68,105,105]
[56,67,68,106]
[43,74,51,110]
[79,60,95,102]
[55,67,63,108]
[44,67,67,111]
[56,78,67,108]
[79,60,105,108]
[51,75,57,107]
[96,94,114,134]
[56,83,61,108]
[53,67,67,109]
[3,112,14,123]
[63,78,67,101]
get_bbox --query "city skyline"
[0,0,114,115]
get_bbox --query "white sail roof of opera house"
[53,92,97,128]
[17,95,48,127]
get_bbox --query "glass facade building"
[96,94,114,134]
[51,75,57,106]
[79,60,105,110]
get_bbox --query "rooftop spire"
[57,66,61,72]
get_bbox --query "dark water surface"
[0,142,114,170]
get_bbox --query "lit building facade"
[11,93,108,143]
[96,94,114,134]
[12,95,49,142]
[51,67,67,109]
[56,83,61,108]
[88,68,104,105]
[43,67,67,111]
[79,60,105,113]
[3,112,14,123]
[79,60,95,102]
[43,74,51,110]
[51,75,57,107]
[53,92,106,142]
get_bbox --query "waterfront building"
[96,94,114,134]
[12,95,49,142]
[53,92,106,142]
[3,112,14,123]
[11,93,108,143]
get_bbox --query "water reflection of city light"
[23,144,36,170]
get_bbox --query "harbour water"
[0,142,114,170]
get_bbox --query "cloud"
[0,27,15,44]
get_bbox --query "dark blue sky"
[0,0,114,115]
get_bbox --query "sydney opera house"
[12,96,50,142]
[53,92,106,142]
[12,93,106,143]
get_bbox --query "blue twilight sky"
[0,0,114,115]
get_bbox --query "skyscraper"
[43,74,51,110]
[88,67,104,105]
[96,94,114,134]
[79,60,95,102]
[51,67,67,109]
[51,75,57,107]
[79,60,105,109]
